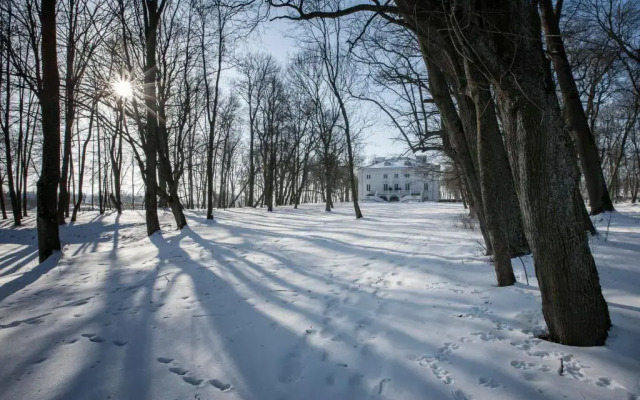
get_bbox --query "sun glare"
[113,79,133,98]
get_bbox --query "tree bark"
[156,96,187,229]
[539,0,614,215]
[37,0,61,262]
[142,0,163,236]
[71,101,95,222]
[423,56,493,255]
[2,31,21,226]
[334,90,362,218]
[0,167,7,219]
[465,59,515,286]
[57,0,77,225]
[248,107,255,206]
[445,0,611,345]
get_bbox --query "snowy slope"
[0,203,638,400]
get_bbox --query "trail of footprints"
[417,342,459,385]
[156,357,232,392]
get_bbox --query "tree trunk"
[539,0,614,215]
[2,36,21,226]
[143,0,162,236]
[333,85,362,219]
[71,102,95,222]
[423,56,493,255]
[204,27,224,220]
[37,0,61,262]
[110,116,123,214]
[447,0,610,345]
[97,115,104,214]
[58,0,81,224]
[465,59,515,286]
[158,173,168,208]
[248,113,255,206]
[156,96,187,230]
[0,171,7,219]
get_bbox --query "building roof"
[361,157,439,170]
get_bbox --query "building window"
[383,174,388,179]
[394,173,399,178]
[424,183,429,190]
[383,183,389,191]
[405,183,410,191]
[366,174,371,179]
[366,184,371,192]
[394,183,400,191]
[405,173,410,178]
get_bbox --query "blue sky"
[241,18,410,160]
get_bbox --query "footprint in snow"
[471,331,504,342]
[510,360,551,373]
[596,377,612,387]
[451,389,473,400]
[278,348,303,383]
[183,376,203,386]
[209,379,232,391]
[418,356,453,385]
[157,357,174,364]
[479,377,500,388]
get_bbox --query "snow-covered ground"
[0,202,638,400]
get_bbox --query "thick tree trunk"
[158,171,168,208]
[37,0,61,262]
[447,0,610,345]
[168,191,187,229]
[441,38,528,258]
[465,60,515,286]
[143,2,161,236]
[465,62,530,258]
[539,0,614,215]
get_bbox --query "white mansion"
[357,157,440,202]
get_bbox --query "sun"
[113,78,133,98]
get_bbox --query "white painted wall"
[357,162,440,202]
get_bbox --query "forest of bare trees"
[0,0,638,347]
